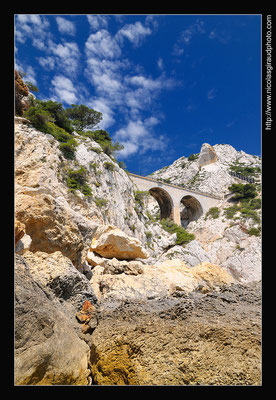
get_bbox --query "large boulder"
[15,192,97,266]
[90,225,149,260]
[14,255,91,385]
[22,251,97,310]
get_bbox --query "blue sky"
[15,14,261,175]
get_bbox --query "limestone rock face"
[14,255,91,385]
[148,142,261,197]
[15,219,25,245]
[22,251,97,310]
[90,281,261,385]
[90,225,149,260]
[89,258,234,303]
[197,143,218,167]
[14,122,171,262]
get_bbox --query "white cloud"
[15,14,50,48]
[85,29,121,59]
[24,65,37,86]
[113,118,166,159]
[157,57,164,70]
[128,75,162,90]
[56,16,76,36]
[87,15,109,31]
[172,19,205,56]
[117,141,139,158]
[90,97,115,129]
[51,75,77,104]
[15,16,80,77]
[116,21,151,46]
[83,19,176,158]
[37,56,55,70]
[50,41,80,75]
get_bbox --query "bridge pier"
[172,203,181,226]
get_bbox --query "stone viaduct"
[129,173,222,226]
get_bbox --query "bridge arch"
[180,195,203,227]
[148,187,174,221]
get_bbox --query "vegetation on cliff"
[15,70,124,163]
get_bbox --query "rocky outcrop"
[90,281,261,385]
[89,258,234,303]
[197,143,218,167]
[15,255,91,385]
[14,121,171,264]
[149,142,261,197]
[15,219,25,245]
[22,251,97,310]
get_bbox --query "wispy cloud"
[116,21,151,47]
[207,88,217,100]
[157,57,164,70]
[85,29,122,59]
[50,75,77,104]
[113,118,168,158]
[84,21,178,158]
[15,14,50,48]
[15,15,81,78]
[15,15,176,160]
[226,120,235,128]
[172,19,205,56]
[87,15,109,31]
[56,17,76,36]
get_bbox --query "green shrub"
[23,107,55,130]
[65,104,102,131]
[58,141,76,160]
[160,218,195,245]
[66,166,92,196]
[46,122,73,142]
[228,183,257,200]
[249,198,261,210]
[229,163,261,177]
[248,227,261,236]
[23,106,78,160]
[94,197,108,208]
[24,99,73,133]
[188,153,199,161]
[81,184,92,196]
[104,161,115,171]
[223,205,240,219]
[118,161,127,170]
[240,207,260,224]
[205,207,220,219]
[145,231,153,240]
[89,146,102,154]
[134,190,149,207]
[82,130,124,157]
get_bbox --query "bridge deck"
[128,173,222,200]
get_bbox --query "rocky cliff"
[14,119,262,385]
